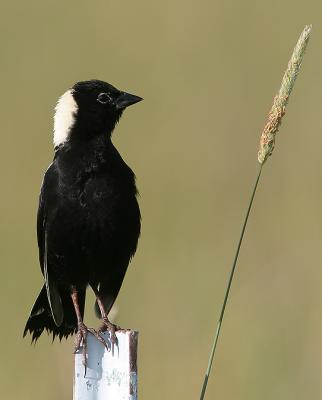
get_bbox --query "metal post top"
[74,330,138,400]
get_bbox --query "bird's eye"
[97,92,113,104]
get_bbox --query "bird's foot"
[74,322,109,368]
[98,317,120,355]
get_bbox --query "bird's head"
[53,79,142,148]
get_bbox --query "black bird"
[24,80,142,362]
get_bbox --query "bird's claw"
[74,322,109,369]
[99,318,119,355]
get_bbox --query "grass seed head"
[258,25,312,164]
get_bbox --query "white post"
[73,330,138,400]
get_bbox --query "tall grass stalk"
[199,25,312,400]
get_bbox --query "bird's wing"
[95,192,141,318]
[96,193,141,317]
[37,164,64,327]
[94,265,128,318]
[43,230,63,327]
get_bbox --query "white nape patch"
[53,89,78,147]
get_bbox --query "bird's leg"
[91,285,119,354]
[71,286,108,368]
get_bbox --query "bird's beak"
[115,92,143,110]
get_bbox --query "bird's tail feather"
[24,285,85,342]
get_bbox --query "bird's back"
[38,140,141,286]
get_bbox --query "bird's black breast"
[38,141,141,287]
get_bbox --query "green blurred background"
[1,1,321,399]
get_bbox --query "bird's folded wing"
[37,165,64,327]
[44,230,64,327]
